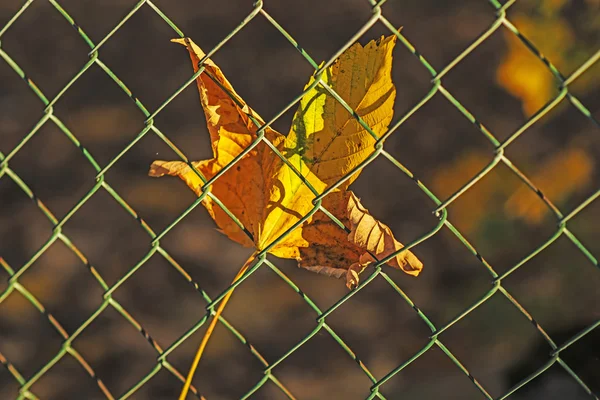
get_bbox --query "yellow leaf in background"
[505,146,594,224]
[496,14,574,116]
[149,36,422,288]
[431,151,495,234]
[540,0,568,15]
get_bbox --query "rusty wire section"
[0,0,599,399]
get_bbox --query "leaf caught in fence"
[149,36,422,288]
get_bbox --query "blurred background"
[1,0,599,399]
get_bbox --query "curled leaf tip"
[148,160,204,196]
[148,160,169,177]
[346,264,364,290]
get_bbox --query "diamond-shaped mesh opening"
[150,77,215,162]
[440,29,534,139]
[0,59,46,153]
[439,293,544,395]
[110,254,207,347]
[502,235,600,329]
[0,283,65,381]
[69,303,165,398]
[53,64,148,166]
[1,0,599,399]
[0,176,55,268]
[49,0,141,42]
[13,240,105,334]
[323,275,433,377]
[0,0,92,98]
[404,225,492,326]
[5,122,99,218]
[500,104,599,213]
[87,4,187,106]
[384,92,496,182]
[272,330,377,399]
[381,0,499,72]
[263,0,374,64]
[377,343,490,400]
[215,263,323,361]
[199,15,317,130]
[28,353,106,399]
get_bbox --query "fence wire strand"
[0,0,598,399]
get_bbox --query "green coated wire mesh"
[1,0,599,399]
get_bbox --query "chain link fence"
[1,0,599,399]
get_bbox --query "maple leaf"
[505,145,594,224]
[149,36,423,289]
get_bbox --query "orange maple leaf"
[150,36,422,288]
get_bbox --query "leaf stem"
[179,251,258,400]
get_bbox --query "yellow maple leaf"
[496,11,575,116]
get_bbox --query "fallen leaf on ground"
[149,36,423,288]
